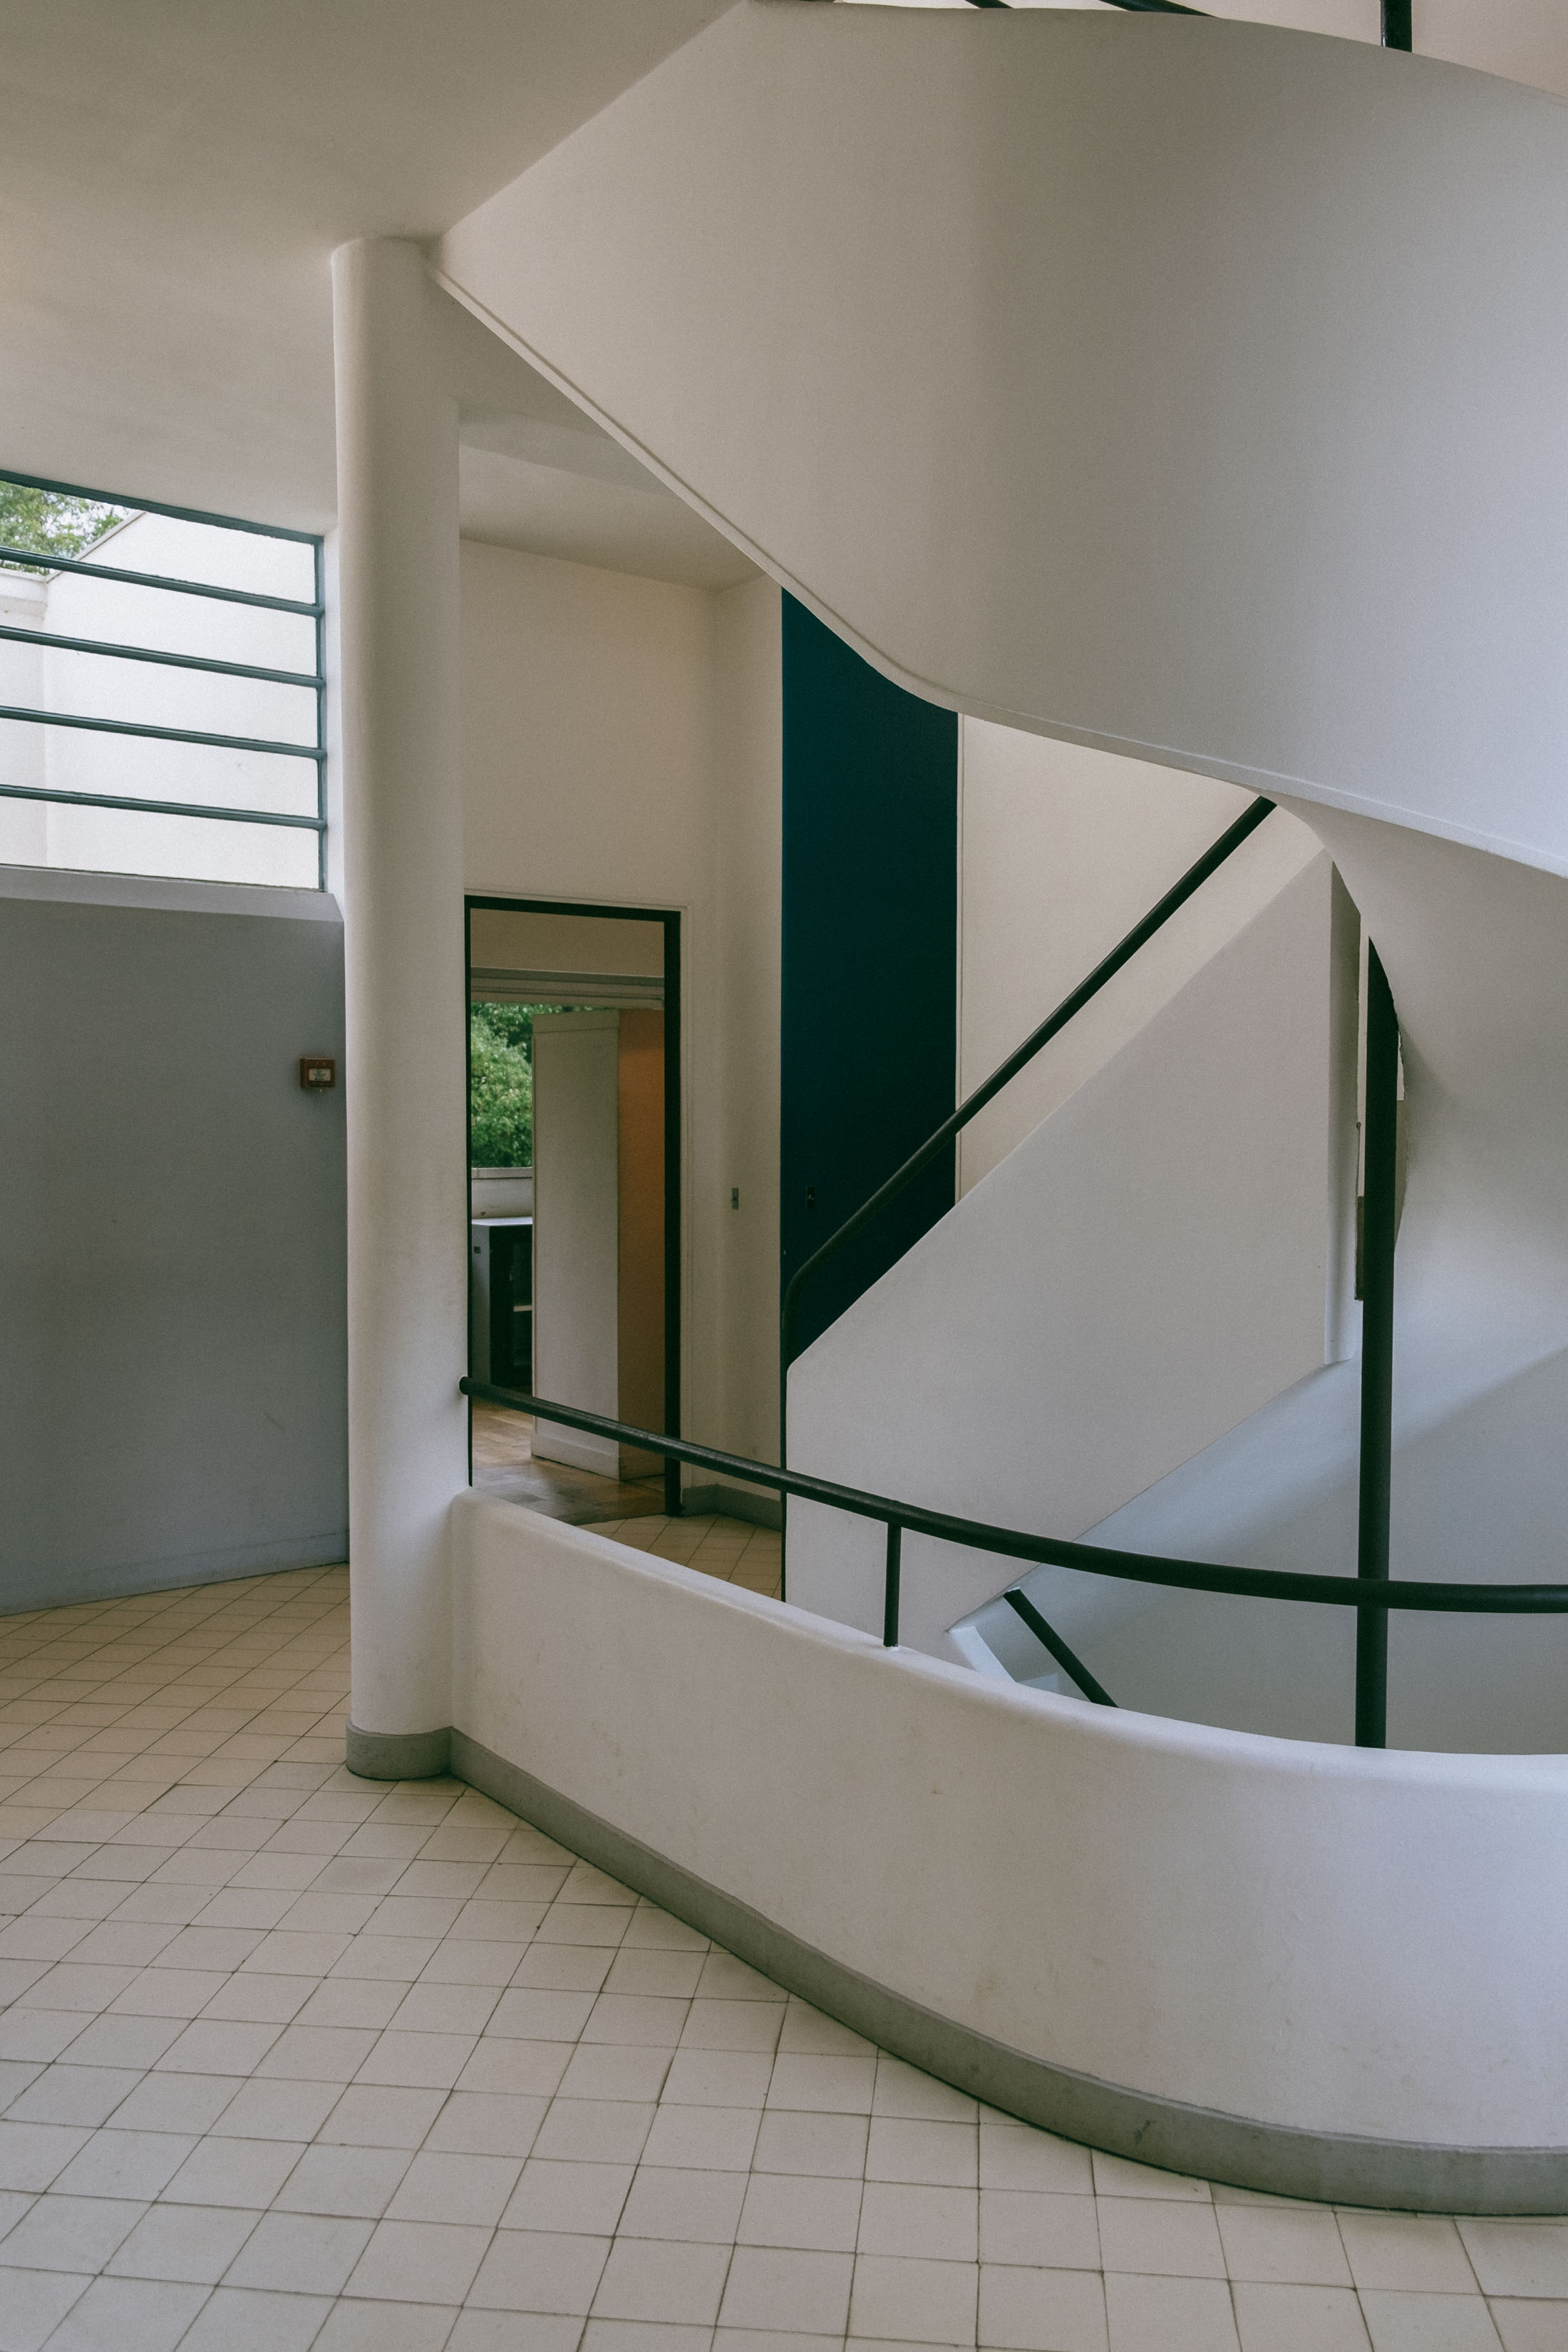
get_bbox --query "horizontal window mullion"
[0,467,318,546]
[0,623,321,692]
[0,703,324,761]
[0,546,321,615]
[0,780,324,830]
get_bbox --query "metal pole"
[1382,0,1411,51]
[883,1522,902,1648]
[1356,944,1399,1745]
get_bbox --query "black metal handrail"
[966,0,1417,49]
[779,795,1274,1426]
[463,1378,1568,1710]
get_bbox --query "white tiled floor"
[0,1566,1564,2352]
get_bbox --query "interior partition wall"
[465,896,682,1514]
[780,594,959,1356]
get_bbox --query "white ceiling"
[0,0,740,581]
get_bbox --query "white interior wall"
[459,540,782,1475]
[958,721,1324,1191]
[530,1011,621,1476]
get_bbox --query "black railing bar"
[0,624,321,692]
[0,780,324,831]
[0,705,324,762]
[0,545,321,615]
[884,1523,902,1649]
[780,795,1274,1369]
[1003,1589,1118,1706]
[1356,945,1400,1747]
[0,467,321,547]
[463,1381,1568,1617]
[965,1,1207,14]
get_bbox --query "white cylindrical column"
[333,237,467,1778]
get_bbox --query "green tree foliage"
[469,1002,570,1168]
[0,480,128,574]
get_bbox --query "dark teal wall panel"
[780,594,959,1357]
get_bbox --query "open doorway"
[465,897,681,1524]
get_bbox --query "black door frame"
[464,894,683,1516]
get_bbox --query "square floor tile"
[51,2130,197,2201]
[859,2182,977,2264]
[355,2032,476,2091]
[619,2165,748,2245]
[43,2271,210,2351]
[1232,2281,1370,2352]
[1337,2213,1478,2296]
[0,2264,93,2352]
[1217,2206,1353,2288]
[175,2285,332,2351]
[212,2076,339,2141]
[557,2047,674,2105]
[311,2299,457,2351]
[872,2060,976,2125]
[738,2170,862,2254]
[590,2236,730,2324]
[465,2227,611,2315]
[979,2261,1108,2352]
[1103,2271,1240,2352]
[0,2192,145,2274]
[640,2106,761,2175]
[425,2090,547,2159]
[868,2118,976,2189]
[767,2056,876,2117]
[850,2252,979,2345]
[718,2246,853,2335]
[5,2067,140,2129]
[980,2190,1100,2271]
[457,2041,572,2100]
[161,2134,304,2208]
[1458,2224,1568,2299]
[386,2150,521,2226]
[1093,2152,1210,2203]
[533,2100,656,2167]
[276,2144,411,2219]
[1358,2291,1503,2351]
[0,2120,90,2190]
[225,2210,373,2296]
[1096,2197,1225,2279]
[1487,2300,1568,2352]
[105,2199,260,2283]
[502,2158,634,2237]
[344,2216,491,2303]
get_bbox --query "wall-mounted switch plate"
[299,1056,336,1090]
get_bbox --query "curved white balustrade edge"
[450,1492,1568,2211]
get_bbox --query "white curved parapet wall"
[452,1492,1568,2211]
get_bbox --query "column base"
[345,1721,452,1780]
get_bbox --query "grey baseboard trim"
[346,1722,453,1780]
[450,1728,1568,2214]
[681,1482,783,1532]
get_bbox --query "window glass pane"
[24,646,316,747]
[0,716,319,821]
[24,802,319,889]
[0,478,324,889]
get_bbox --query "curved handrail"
[778,795,1275,1414]
[464,1380,1568,1619]
[465,1373,1568,1713]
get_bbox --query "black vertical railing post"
[1382,0,1411,51]
[1356,945,1399,1746]
[883,1522,902,1648]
